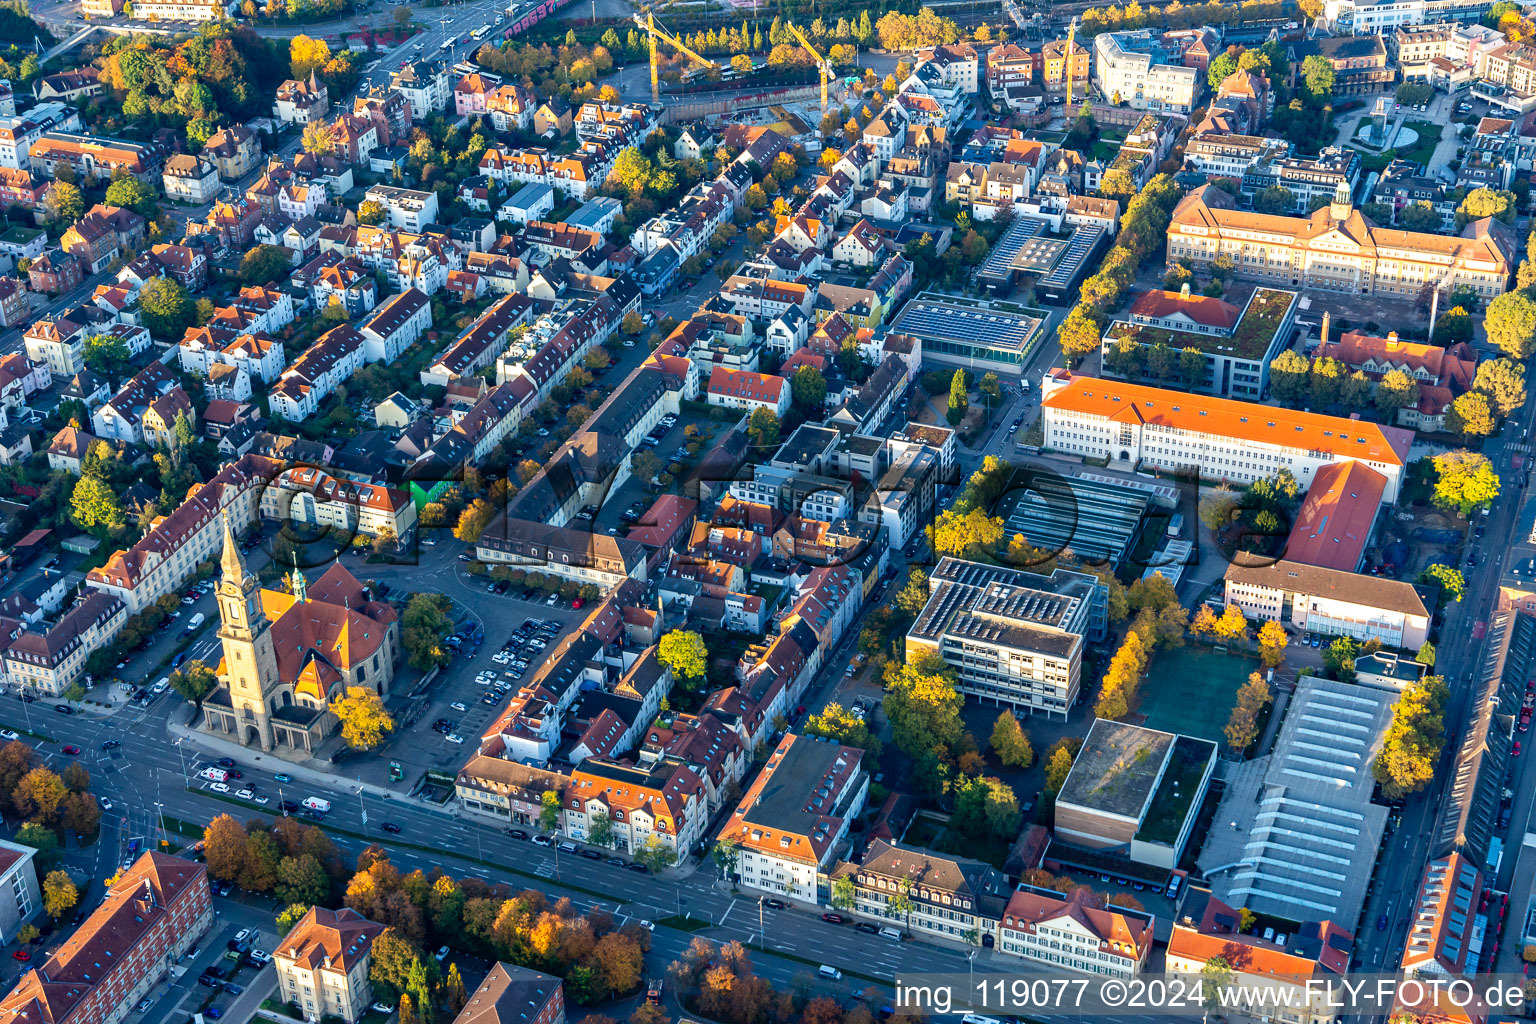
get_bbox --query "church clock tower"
[217,513,280,751]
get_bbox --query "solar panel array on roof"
[1039,225,1108,289]
[976,215,1045,281]
[891,299,1043,353]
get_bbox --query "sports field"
[1137,645,1259,743]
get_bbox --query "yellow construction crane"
[635,12,718,106]
[786,21,833,117]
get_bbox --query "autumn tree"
[1257,619,1288,668]
[657,630,708,686]
[1486,289,1536,359]
[1430,450,1500,515]
[331,687,394,750]
[883,657,964,757]
[204,814,250,881]
[42,870,77,920]
[1372,675,1450,799]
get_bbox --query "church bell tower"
[216,513,280,751]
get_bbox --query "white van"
[818,965,842,980]
[302,797,331,813]
[557,840,578,853]
[878,926,902,941]
[200,768,228,782]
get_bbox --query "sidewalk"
[167,718,408,803]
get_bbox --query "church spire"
[290,555,307,603]
[220,511,245,581]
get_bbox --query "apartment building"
[0,853,212,1024]
[269,323,368,421]
[128,0,233,20]
[362,184,439,232]
[0,101,80,170]
[1041,370,1412,500]
[92,361,184,443]
[831,839,1008,945]
[720,733,866,903]
[1223,557,1432,648]
[998,885,1155,977]
[275,73,329,124]
[30,132,158,182]
[1289,34,1396,94]
[564,756,705,864]
[1094,30,1201,113]
[203,125,261,179]
[1185,132,1291,178]
[274,907,385,1024]
[455,965,565,1024]
[260,465,417,545]
[905,557,1105,719]
[706,367,791,417]
[0,840,39,943]
[161,152,221,202]
[0,591,126,696]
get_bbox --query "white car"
[249,949,272,966]
[0,729,17,742]
[152,680,169,695]
[373,1003,396,1015]
[532,834,552,846]
[450,701,468,711]
[100,798,113,810]
[209,782,230,793]
[475,672,496,683]
[446,733,465,744]
[639,919,655,931]
[236,787,254,800]
[254,795,270,805]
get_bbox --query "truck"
[302,797,331,814]
[183,612,205,635]
[647,979,663,1004]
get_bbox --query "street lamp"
[173,737,190,788]
[757,895,766,948]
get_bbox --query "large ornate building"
[1167,183,1514,301]
[201,517,398,752]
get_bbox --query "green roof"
[1107,287,1295,362]
[1134,735,1215,847]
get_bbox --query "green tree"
[1474,357,1527,416]
[357,199,386,225]
[829,875,857,911]
[138,276,196,340]
[1301,54,1335,99]
[44,180,84,223]
[1201,957,1236,1010]
[1374,368,1420,416]
[989,711,1033,767]
[746,407,780,448]
[103,177,158,217]
[275,853,329,905]
[239,244,291,285]
[168,660,217,704]
[1044,743,1075,795]
[1057,305,1103,367]
[538,790,561,834]
[883,657,963,756]
[70,474,126,533]
[400,592,453,671]
[947,369,969,425]
[790,366,827,411]
[1398,201,1441,232]
[1253,186,1296,214]
[1206,52,1237,88]
[1456,186,1517,227]
[1267,349,1311,405]
[1486,290,1536,359]
[587,812,616,849]
[657,630,708,685]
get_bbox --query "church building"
[201,516,399,752]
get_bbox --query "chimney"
[1320,310,1330,348]
[1179,282,1192,300]
[1386,331,1400,348]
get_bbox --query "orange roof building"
[1168,182,1513,302]
[1401,853,1484,976]
[1040,371,1413,502]
[1284,460,1388,572]
[274,907,385,1023]
[998,884,1155,977]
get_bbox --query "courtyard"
[1136,644,1261,743]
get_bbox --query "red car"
[12,949,29,961]
[821,913,844,924]
[571,598,584,610]
[1517,742,1524,756]
[61,745,79,755]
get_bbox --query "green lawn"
[1137,645,1260,743]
